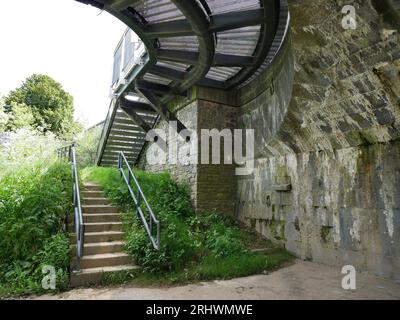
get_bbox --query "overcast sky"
[0,0,127,128]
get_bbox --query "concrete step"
[82,191,104,198]
[81,231,124,243]
[70,264,139,288]
[80,252,131,269]
[82,205,118,214]
[68,222,122,233]
[71,241,125,256]
[83,213,120,223]
[83,184,102,192]
[85,222,123,233]
[83,198,109,205]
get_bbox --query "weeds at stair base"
[83,167,294,287]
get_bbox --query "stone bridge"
[75,0,400,279]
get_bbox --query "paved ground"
[35,260,400,300]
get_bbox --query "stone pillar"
[140,86,239,215]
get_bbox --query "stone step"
[82,191,104,198]
[71,241,125,256]
[68,222,122,233]
[80,252,131,269]
[83,198,109,205]
[83,213,121,223]
[85,222,123,233]
[80,231,124,243]
[70,264,139,288]
[82,205,119,214]
[83,184,102,192]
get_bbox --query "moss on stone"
[320,226,332,243]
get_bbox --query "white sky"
[0,0,127,128]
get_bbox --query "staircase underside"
[98,102,158,167]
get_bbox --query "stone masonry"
[139,0,400,279]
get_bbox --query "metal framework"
[74,0,290,166]
[76,0,287,92]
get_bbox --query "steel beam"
[145,8,268,39]
[136,88,187,133]
[157,49,254,67]
[149,65,185,81]
[135,79,187,97]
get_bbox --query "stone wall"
[138,0,400,278]
[236,0,400,279]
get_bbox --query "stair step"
[82,191,104,198]
[83,184,102,192]
[83,213,121,223]
[71,241,125,256]
[83,198,109,205]
[78,231,124,243]
[69,222,122,233]
[82,205,118,214]
[70,264,139,287]
[80,252,131,269]
[85,222,123,232]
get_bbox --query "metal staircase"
[96,97,158,167]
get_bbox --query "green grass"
[82,166,294,286]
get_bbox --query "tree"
[76,124,102,167]
[4,74,82,139]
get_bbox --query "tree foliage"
[76,124,102,167]
[3,74,82,139]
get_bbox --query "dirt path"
[34,260,400,300]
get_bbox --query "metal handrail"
[58,144,85,271]
[96,99,118,165]
[118,151,160,250]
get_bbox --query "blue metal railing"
[118,151,160,250]
[58,144,85,271]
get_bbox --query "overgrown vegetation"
[83,167,293,284]
[0,130,71,296]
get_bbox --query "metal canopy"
[76,0,289,94]
[75,0,290,166]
